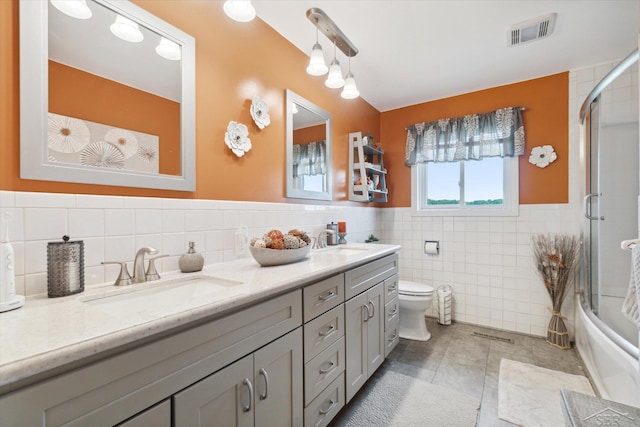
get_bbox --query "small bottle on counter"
[179,241,204,273]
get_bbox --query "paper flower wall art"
[529,145,557,168]
[104,128,138,158]
[48,113,90,153]
[250,96,271,129]
[225,121,252,157]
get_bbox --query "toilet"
[398,280,434,341]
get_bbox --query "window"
[412,156,519,216]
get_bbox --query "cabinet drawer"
[304,305,344,362]
[345,253,398,300]
[384,321,400,358]
[384,273,399,303]
[304,373,345,427]
[384,296,399,331]
[303,274,345,322]
[304,336,345,406]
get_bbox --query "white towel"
[621,244,640,327]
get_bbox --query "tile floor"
[330,318,590,426]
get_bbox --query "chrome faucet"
[315,230,335,249]
[133,247,158,283]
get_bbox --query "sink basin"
[83,276,243,317]
[313,246,371,256]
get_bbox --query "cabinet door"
[366,283,385,375]
[117,400,170,427]
[345,292,368,403]
[173,355,254,427]
[254,328,303,427]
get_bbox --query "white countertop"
[0,244,399,391]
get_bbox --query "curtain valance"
[292,141,326,177]
[405,107,525,165]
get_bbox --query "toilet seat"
[399,280,434,297]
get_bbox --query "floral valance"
[405,107,525,165]
[292,141,326,177]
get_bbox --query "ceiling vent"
[507,13,557,47]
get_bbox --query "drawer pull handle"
[319,361,335,374]
[368,300,375,319]
[389,308,398,317]
[242,378,254,412]
[319,399,336,415]
[389,331,398,342]
[362,304,369,322]
[319,324,335,337]
[258,368,269,400]
[389,284,397,291]
[319,290,336,301]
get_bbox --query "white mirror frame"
[19,0,196,191]
[285,90,332,201]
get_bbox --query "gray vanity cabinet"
[345,282,384,402]
[0,291,302,426]
[117,400,171,427]
[174,327,303,427]
[344,253,398,403]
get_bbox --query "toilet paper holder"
[424,240,440,255]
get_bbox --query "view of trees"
[427,199,503,205]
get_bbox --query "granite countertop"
[0,244,400,392]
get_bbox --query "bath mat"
[498,358,595,426]
[343,370,480,426]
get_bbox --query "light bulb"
[341,72,359,99]
[50,0,92,19]
[306,43,328,76]
[325,59,344,88]
[156,37,181,61]
[110,15,144,43]
[223,0,256,22]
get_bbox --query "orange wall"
[1,0,380,202]
[49,61,181,175]
[293,124,326,145]
[380,73,569,206]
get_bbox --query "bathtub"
[574,295,640,407]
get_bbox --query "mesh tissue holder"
[47,236,85,298]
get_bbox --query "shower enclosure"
[578,49,640,405]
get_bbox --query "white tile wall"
[0,191,382,297]
[380,204,580,337]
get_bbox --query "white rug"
[498,358,595,426]
[344,370,480,426]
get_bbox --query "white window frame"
[411,157,519,217]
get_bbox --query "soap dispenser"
[179,241,204,273]
[0,212,24,312]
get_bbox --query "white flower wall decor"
[225,121,252,157]
[529,145,557,168]
[250,96,271,129]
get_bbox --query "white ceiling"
[254,0,639,112]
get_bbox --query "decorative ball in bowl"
[249,229,312,267]
[249,245,310,267]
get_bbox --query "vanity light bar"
[306,8,358,58]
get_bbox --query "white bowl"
[249,245,310,267]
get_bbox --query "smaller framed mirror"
[285,90,332,201]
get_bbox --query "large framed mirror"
[20,0,196,191]
[285,90,332,201]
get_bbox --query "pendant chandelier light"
[306,8,359,99]
[341,55,359,99]
[306,29,328,76]
[110,14,144,43]
[156,37,181,61]
[223,0,256,23]
[325,42,345,88]
[50,0,92,19]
